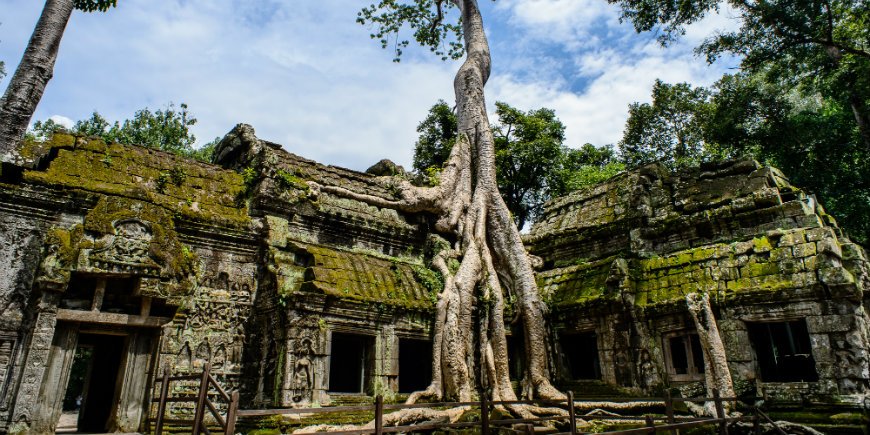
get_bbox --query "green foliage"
[73,0,118,12]
[493,102,569,228]
[25,103,215,162]
[561,144,626,190]
[619,80,726,169]
[607,0,870,149]
[413,100,623,227]
[413,100,457,174]
[357,0,463,62]
[26,118,67,142]
[617,72,870,245]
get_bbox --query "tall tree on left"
[0,0,117,163]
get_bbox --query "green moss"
[276,169,310,191]
[22,135,250,229]
[294,244,435,310]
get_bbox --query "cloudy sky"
[0,0,739,171]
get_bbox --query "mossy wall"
[531,159,870,406]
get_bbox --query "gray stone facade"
[0,128,867,434]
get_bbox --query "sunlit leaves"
[358,0,463,61]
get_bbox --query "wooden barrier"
[150,367,787,435]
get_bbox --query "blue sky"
[0,0,739,171]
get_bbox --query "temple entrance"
[398,338,432,393]
[328,332,375,394]
[561,332,601,380]
[60,334,126,433]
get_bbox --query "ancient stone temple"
[0,125,868,434]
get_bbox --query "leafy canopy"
[357,0,463,62]
[28,103,217,162]
[618,72,870,245]
[413,101,623,228]
[73,0,118,12]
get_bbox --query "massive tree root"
[686,293,736,416]
[307,0,565,427]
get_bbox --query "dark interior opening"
[748,320,818,382]
[328,332,374,394]
[66,333,126,433]
[507,332,525,381]
[666,333,705,379]
[562,332,601,380]
[398,338,432,393]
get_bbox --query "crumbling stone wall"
[529,159,870,404]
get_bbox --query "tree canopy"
[607,0,870,149]
[28,103,217,162]
[413,100,623,228]
[617,72,870,245]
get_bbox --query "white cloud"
[0,0,739,171]
[48,115,74,129]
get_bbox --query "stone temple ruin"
[0,124,868,433]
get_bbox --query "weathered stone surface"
[2,132,869,434]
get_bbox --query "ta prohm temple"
[0,124,868,434]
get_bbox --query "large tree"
[317,0,563,405]
[0,0,117,162]
[606,0,870,149]
[415,100,575,228]
[619,79,718,169]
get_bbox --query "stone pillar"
[24,322,78,435]
[8,298,61,435]
[113,332,155,432]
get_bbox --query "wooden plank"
[56,309,172,328]
[237,405,374,416]
[225,391,239,435]
[155,367,170,435]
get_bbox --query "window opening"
[747,320,818,382]
[328,332,374,394]
[561,332,601,380]
[665,333,705,381]
[398,338,432,393]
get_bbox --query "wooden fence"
[151,367,783,435]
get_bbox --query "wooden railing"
[151,363,240,435]
[151,367,782,435]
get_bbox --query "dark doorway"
[68,333,126,433]
[398,338,432,393]
[748,320,818,382]
[328,332,374,394]
[507,332,526,381]
[562,332,601,380]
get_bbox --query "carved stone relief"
[285,316,325,405]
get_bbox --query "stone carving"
[35,244,69,291]
[88,219,161,275]
[286,316,325,404]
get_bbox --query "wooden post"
[752,405,761,435]
[225,391,239,435]
[480,393,489,435]
[645,415,656,434]
[375,395,384,435]
[664,391,677,435]
[712,389,728,435]
[193,363,211,435]
[567,391,577,435]
[155,366,170,435]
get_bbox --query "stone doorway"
[59,333,126,433]
[328,332,375,394]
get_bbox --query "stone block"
[806,315,855,333]
[792,242,817,258]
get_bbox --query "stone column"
[22,321,78,435]
[113,332,155,432]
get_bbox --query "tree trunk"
[686,293,734,415]
[315,0,562,403]
[0,0,74,162]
